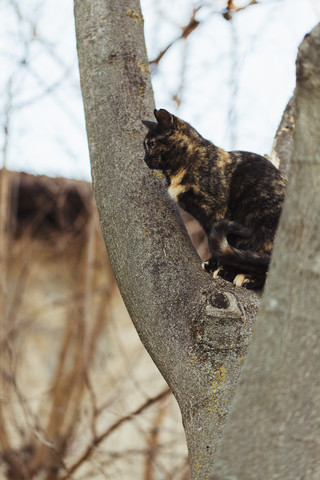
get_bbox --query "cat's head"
[142,109,177,170]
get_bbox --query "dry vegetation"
[0,168,208,480]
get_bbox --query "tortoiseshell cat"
[142,109,287,289]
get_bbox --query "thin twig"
[150,2,260,68]
[60,389,171,480]
[150,8,201,68]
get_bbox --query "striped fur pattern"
[142,109,287,289]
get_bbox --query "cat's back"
[228,150,287,192]
[227,150,287,222]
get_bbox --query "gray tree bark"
[74,1,261,478]
[211,23,320,480]
[270,94,295,177]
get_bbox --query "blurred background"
[0,1,319,479]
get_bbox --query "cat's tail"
[208,220,270,273]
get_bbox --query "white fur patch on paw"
[233,274,247,287]
[201,261,209,270]
[213,267,223,279]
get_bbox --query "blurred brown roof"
[2,169,93,239]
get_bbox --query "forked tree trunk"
[74,1,320,478]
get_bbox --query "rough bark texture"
[74,1,261,478]
[211,23,320,480]
[270,94,295,177]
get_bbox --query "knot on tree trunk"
[191,284,258,364]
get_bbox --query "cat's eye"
[148,140,156,149]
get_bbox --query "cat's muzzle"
[144,151,159,169]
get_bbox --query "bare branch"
[149,1,261,68]
[150,7,201,68]
[61,389,171,480]
[223,0,258,20]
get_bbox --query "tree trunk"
[74,1,261,478]
[211,23,320,480]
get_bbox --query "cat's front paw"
[214,266,237,283]
[202,257,218,273]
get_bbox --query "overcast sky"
[0,0,319,179]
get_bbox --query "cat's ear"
[154,109,174,129]
[141,120,157,131]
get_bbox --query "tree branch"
[270,94,295,177]
[211,23,320,480]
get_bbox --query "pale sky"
[0,0,319,179]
